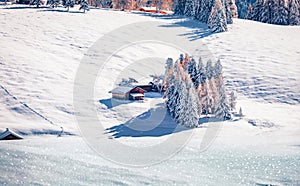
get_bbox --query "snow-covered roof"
[109,86,146,94]
[139,7,157,11]
[0,128,23,140]
[130,93,144,97]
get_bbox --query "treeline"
[29,0,90,12]
[246,0,300,25]
[164,54,236,128]
[174,0,238,32]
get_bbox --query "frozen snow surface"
[0,5,300,185]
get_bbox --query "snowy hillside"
[0,5,300,185]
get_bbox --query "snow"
[0,5,300,185]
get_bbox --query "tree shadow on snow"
[38,9,84,13]
[4,5,49,10]
[131,12,214,41]
[105,107,190,138]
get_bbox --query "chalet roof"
[130,93,145,97]
[109,86,145,94]
[0,128,23,140]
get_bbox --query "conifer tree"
[80,0,90,13]
[208,0,228,32]
[174,0,186,15]
[287,0,300,25]
[250,0,264,21]
[63,0,75,11]
[213,60,231,120]
[184,0,195,16]
[273,0,289,25]
[47,0,59,8]
[30,0,42,7]
[261,0,278,24]
[187,57,198,87]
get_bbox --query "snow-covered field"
[0,5,300,185]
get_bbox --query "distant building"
[109,86,146,100]
[0,128,23,140]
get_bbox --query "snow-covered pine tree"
[63,0,75,11]
[214,81,231,120]
[250,0,264,21]
[229,90,237,111]
[183,77,200,127]
[80,0,90,13]
[246,4,253,19]
[197,0,216,23]
[184,0,195,16]
[224,0,234,24]
[174,0,186,15]
[164,58,174,91]
[197,57,207,87]
[187,57,198,87]
[229,0,238,18]
[287,0,300,25]
[261,0,278,24]
[205,60,216,114]
[30,0,42,7]
[193,0,201,19]
[175,72,187,123]
[166,73,176,115]
[47,0,59,8]
[272,0,289,25]
[213,60,231,120]
[208,0,228,32]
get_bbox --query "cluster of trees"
[174,0,238,32]
[235,0,255,18]
[246,0,300,25]
[164,54,236,128]
[111,0,174,11]
[29,0,90,12]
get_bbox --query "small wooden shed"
[0,128,23,140]
[109,86,146,100]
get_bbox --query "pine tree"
[164,58,174,91]
[224,0,234,24]
[287,0,300,25]
[213,60,231,120]
[174,0,186,15]
[272,0,288,25]
[197,57,207,87]
[187,57,197,87]
[246,4,253,19]
[208,0,228,33]
[30,0,42,7]
[184,79,200,127]
[197,0,216,23]
[250,0,264,21]
[80,0,90,13]
[47,0,59,8]
[205,60,216,114]
[63,0,75,11]
[184,0,195,16]
[261,0,278,24]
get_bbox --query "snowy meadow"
[0,4,300,185]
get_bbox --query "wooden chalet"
[109,86,146,100]
[0,128,23,140]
